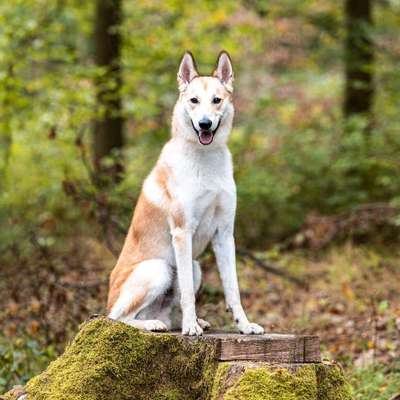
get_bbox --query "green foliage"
[234,110,400,244]
[0,337,56,393]
[350,364,400,400]
[1,0,399,248]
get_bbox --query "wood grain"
[168,332,321,364]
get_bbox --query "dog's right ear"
[177,51,199,91]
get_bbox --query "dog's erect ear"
[177,51,199,91]
[213,51,234,92]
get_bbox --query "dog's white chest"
[152,138,235,261]
[191,189,219,258]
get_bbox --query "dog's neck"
[169,135,226,157]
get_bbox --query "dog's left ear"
[213,51,234,92]
[177,51,199,91]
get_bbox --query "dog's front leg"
[212,226,264,335]
[171,227,203,336]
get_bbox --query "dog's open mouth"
[199,130,214,145]
[191,119,221,146]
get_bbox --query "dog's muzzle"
[191,118,221,146]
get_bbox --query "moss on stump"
[211,362,353,400]
[2,317,353,400]
[25,317,217,400]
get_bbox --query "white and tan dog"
[107,51,264,336]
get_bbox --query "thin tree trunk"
[344,0,374,120]
[93,0,123,171]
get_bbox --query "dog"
[107,51,264,336]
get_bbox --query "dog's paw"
[239,322,264,335]
[197,318,211,330]
[143,320,168,332]
[182,321,203,336]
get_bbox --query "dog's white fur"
[107,51,264,336]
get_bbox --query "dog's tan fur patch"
[107,192,169,311]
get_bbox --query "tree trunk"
[93,0,123,171]
[3,317,353,400]
[344,0,374,120]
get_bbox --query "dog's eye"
[190,98,199,104]
[212,97,222,104]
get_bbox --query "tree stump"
[2,317,353,400]
[176,332,321,363]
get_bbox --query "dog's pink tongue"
[199,131,213,145]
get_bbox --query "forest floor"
[1,241,399,398]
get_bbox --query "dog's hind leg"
[193,260,202,294]
[108,259,172,331]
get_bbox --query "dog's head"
[173,51,234,146]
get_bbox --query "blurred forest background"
[0,0,400,398]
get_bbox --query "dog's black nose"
[199,118,212,130]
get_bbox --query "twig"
[236,247,308,289]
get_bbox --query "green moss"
[211,363,353,400]
[221,365,317,400]
[24,317,217,400]
[210,363,231,399]
[2,393,16,400]
[316,363,353,400]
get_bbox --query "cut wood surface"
[167,331,321,363]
